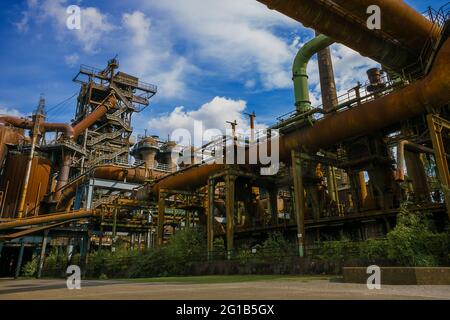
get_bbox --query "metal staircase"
[87,130,123,146]
[87,146,130,167]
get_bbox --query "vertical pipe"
[268,187,278,224]
[225,174,236,260]
[37,230,49,278]
[207,179,215,259]
[15,240,25,278]
[358,171,368,206]
[404,151,430,202]
[291,150,306,257]
[17,135,37,218]
[157,192,165,247]
[112,206,117,252]
[293,34,334,112]
[55,153,72,199]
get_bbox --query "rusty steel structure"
[0,1,449,276]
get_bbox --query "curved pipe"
[281,38,450,155]
[293,34,334,111]
[0,116,74,138]
[55,164,167,211]
[331,0,439,53]
[257,0,417,71]
[72,94,117,139]
[149,39,450,196]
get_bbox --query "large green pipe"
[293,34,334,112]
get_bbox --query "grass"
[122,274,332,284]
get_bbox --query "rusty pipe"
[0,210,93,231]
[257,0,417,71]
[55,165,167,211]
[395,140,407,182]
[148,39,450,197]
[41,122,74,138]
[0,116,74,138]
[331,0,439,53]
[54,153,72,199]
[72,93,117,139]
[280,38,450,156]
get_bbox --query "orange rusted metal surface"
[257,0,417,71]
[0,153,51,218]
[0,116,74,137]
[0,210,93,231]
[56,165,167,211]
[331,0,439,52]
[280,38,450,155]
[0,126,25,166]
[72,94,117,139]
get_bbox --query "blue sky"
[0,0,442,138]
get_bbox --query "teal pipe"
[293,34,334,112]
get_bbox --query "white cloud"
[18,0,114,53]
[122,11,151,47]
[120,11,196,99]
[146,0,299,90]
[0,107,24,117]
[146,96,265,144]
[64,53,79,67]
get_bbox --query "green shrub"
[22,258,38,277]
[386,202,446,266]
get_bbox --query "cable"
[46,92,78,114]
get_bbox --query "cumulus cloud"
[120,10,196,99]
[146,96,265,145]
[0,107,24,117]
[146,0,299,90]
[17,0,114,52]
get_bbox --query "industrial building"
[0,1,449,277]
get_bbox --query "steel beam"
[156,192,166,247]
[15,240,25,278]
[207,178,215,260]
[225,174,236,260]
[291,150,306,257]
[37,230,49,278]
[427,114,450,219]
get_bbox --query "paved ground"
[0,277,449,300]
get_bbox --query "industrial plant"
[0,0,449,280]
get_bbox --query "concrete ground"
[0,277,449,300]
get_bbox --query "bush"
[22,258,38,277]
[386,202,447,266]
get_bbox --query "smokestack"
[315,31,338,113]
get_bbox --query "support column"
[358,171,368,207]
[15,240,25,278]
[225,174,236,260]
[80,232,90,272]
[291,150,306,257]
[157,192,166,247]
[112,206,118,252]
[207,178,215,260]
[37,230,49,278]
[404,150,430,202]
[427,114,450,219]
[267,186,278,225]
